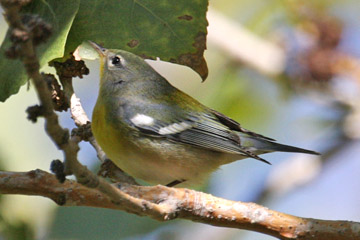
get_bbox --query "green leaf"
[65,0,208,79]
[0,0,208,102]
[0,0,80,102]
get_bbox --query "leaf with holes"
[0,0,208,102]
[64,0,208,80]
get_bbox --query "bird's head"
[88,41,173,100]
[89,41,160,84]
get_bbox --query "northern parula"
[89,41,319,187]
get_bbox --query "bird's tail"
[240,135,319,156]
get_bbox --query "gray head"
[89,41,174,101]
[89,41,161,84]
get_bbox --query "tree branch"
[0,170,358,240]
[50,58,106,161]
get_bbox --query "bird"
[89,41,319,187]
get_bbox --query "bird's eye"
[111,56,121,66]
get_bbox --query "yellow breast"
[92,100,128,161]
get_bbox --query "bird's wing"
[209,109,276,141]
[124,106,270,164]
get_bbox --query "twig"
[50,57,106,161]
[0,170,359,240]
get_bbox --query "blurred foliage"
[0,216,34,240]
[201,66,275,129]
[212,0,342,36]
[49,207,164,240]
[0,151,33,240]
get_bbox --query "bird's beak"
[88,41,107,57]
